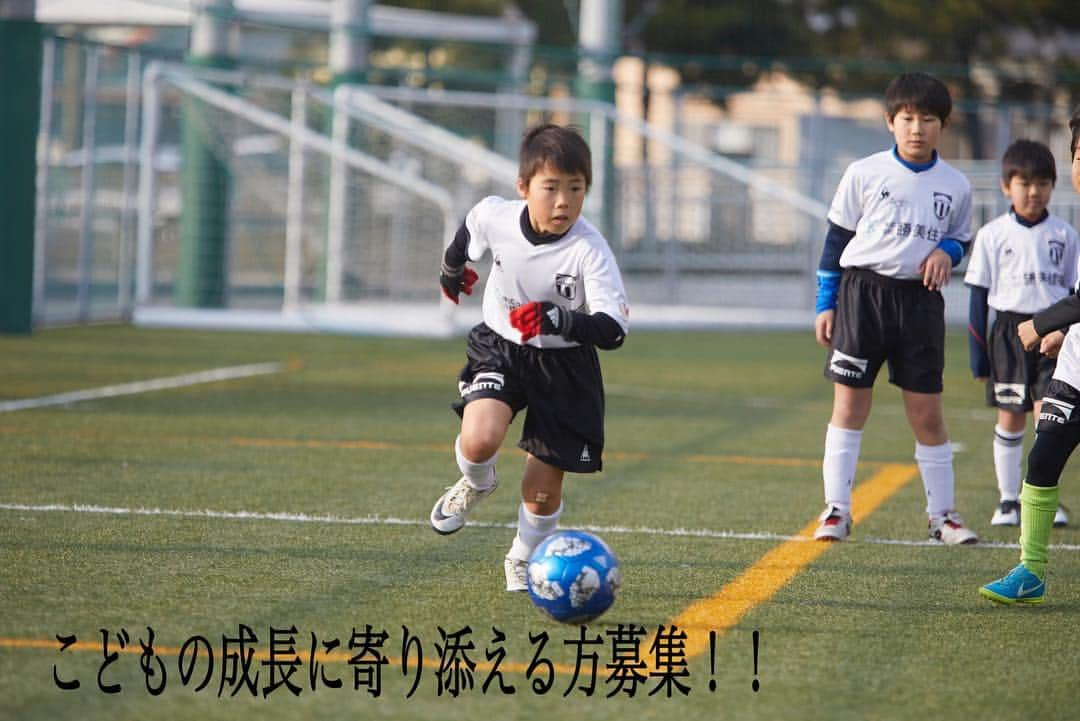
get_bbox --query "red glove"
[440,266,479,304]
[509,301,569,342]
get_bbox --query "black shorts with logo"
[1037,378,1080,432]
[824,268,945,393]
[985,310,1056,412]
[453,323,605,473]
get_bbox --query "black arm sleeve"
[442,222,470,271]
[818,222,856,271]
[1034,294,1080,335]
[565,311,625,350]
[967,285,990,377]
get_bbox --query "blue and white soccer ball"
[527,530,620,624]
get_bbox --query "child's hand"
[814,310,834,348]
[1017,319,1041,351]
[918,249,952,291]
[509,301,568,342]
[1040,330,1066,358]
[440,266,479,304]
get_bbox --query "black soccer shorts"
[824,268,945,393]
[452,323,605,473]
[985,310,1056,412]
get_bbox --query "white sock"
[992,425,1025,502]
[823,424,862,513]
[915,441,954,517]
[506,502,563,562]
[455,435,496,491]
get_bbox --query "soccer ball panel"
[526,530,619,623]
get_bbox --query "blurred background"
[7,0,1080,333]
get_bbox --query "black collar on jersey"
[891,145,938,173]
[519,206,572,246]
[1010,207,1049,228]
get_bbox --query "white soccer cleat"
[813,505,851,541]
[929,511,978,545]
[1054,504,1069,527]
[429,474,497,535]
[990,499,1020,526]
[504,557,528,592]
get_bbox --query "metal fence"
[31,36,1080,332]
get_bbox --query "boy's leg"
[815,384,872,541]
[903,390,977,544]
[981,382,1080,603]
[991,409,1027,525]
[430,398,513,535]
[1032,400,1070,527]
[504,454,565,591]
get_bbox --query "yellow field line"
[1,463,917,680]
[643,463,918,671]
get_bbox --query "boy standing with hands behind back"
[813,72,978,545]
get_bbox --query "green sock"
[1019,482,1059,579]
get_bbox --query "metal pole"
[325,0,370,303]
[76,44,100,323]
[0,0,42,334]
[117,50,141,319]
[176,0,233,308]
[284,82,308,310]
[135,62,162,306]
[32,34,54,326]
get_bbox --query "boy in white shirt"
[813,72,977,545]
[965,139,1077,528]
[429,124,630,592]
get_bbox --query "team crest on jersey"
[1049,240,1065,266]
[932,192,952,220]
[555,274,578,301]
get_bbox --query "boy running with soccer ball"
[981,110,1080,604]
[813,72,978,545]
[429,124,630,592]
[965,139,1078,529]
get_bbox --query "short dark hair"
[519,124,592,188]
[1001,139,1057,184]
[1070,107,1080,158]
[884,72,952,123]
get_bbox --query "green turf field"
[2,324,1079,720]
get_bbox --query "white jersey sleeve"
[963,223,994,289]
[827,163,864,232]
[462,196,501,262]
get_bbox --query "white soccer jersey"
[828,149,973,279]
[964,212,1080,314]
[464,196,630,349]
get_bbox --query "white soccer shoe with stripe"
[429,475,497,535]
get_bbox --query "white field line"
[2,501,1079,552]
[0,362,284,413]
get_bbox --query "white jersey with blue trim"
[964,211,1080,314]
[464,195,630,349]
[828,149,973,280]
